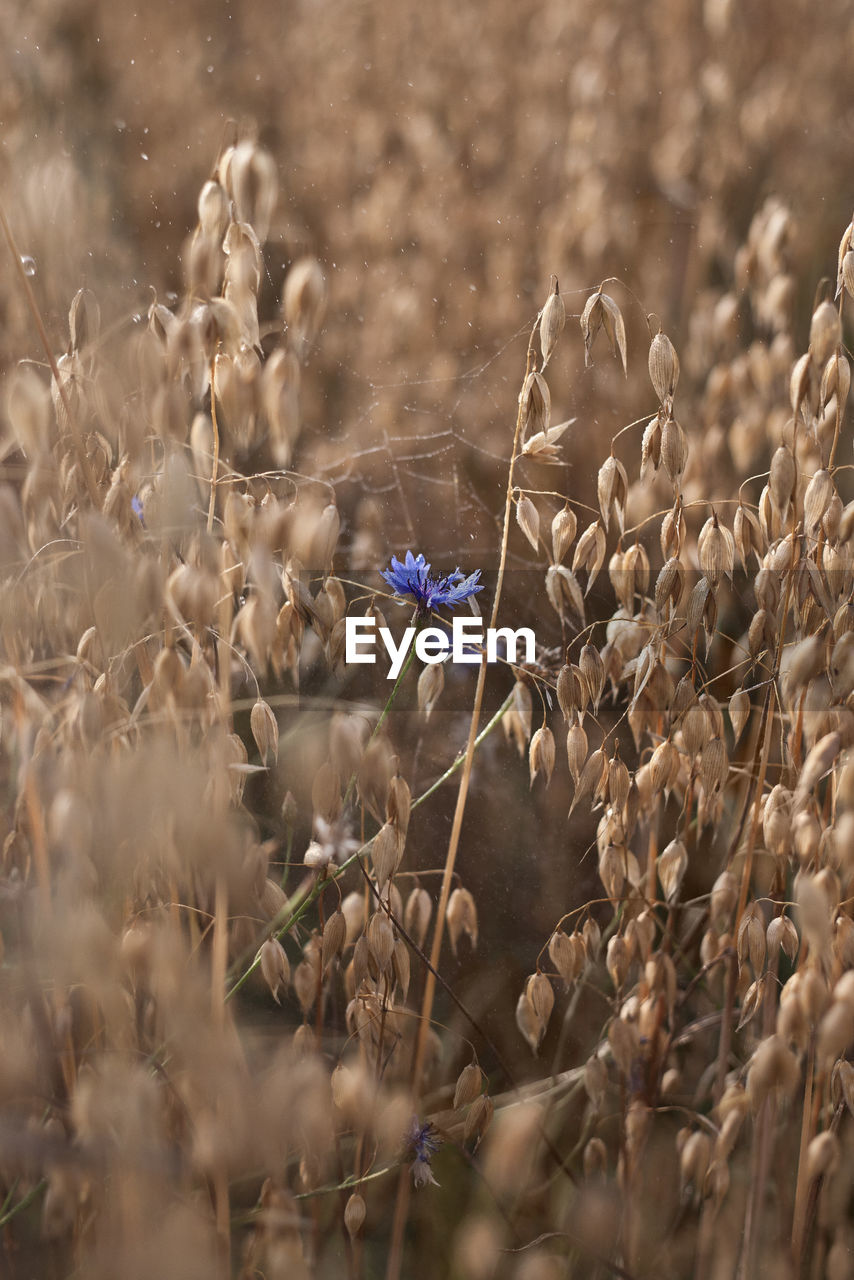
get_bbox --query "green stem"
[343,626,419,808]
[224,684,512,1001]
[0,1179,46,1229]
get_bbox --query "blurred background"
[1,2,854,1270]
[3,0,853,1070]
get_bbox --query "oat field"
[3,1,854,1277]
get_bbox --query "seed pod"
[806,1131,840,1183]
[557,664,583,719]
[737,908,766,975]
[292,959,319,1015]
[322,910,347,971]
[283,257,327,352]
[609,549,629,609]
[748,609,776,660]
[658,839,688,903]
[520,371,551,440]
[352,935,370,990]
[797,730,841,800]
[679,1131,712,1198]
[769,445,796,516]
[344,1193,366,1240]
[681,703,710,758]
[649,331,680,402]
[746,1034,800,1111]
[69,286,101,355]
[197,178,230,238]
[623,541,650,595]
[312,761,341,825]
[447,888,478,955]
[516,988,544,1054]
[566,721,588,785]
[551,504,577,563]
[649,740,676,796]
[545,565,586,623]
[655,557,684,616]
[404,886,432,948]
[371,822,402,890]
[660,501,686,560]
[793,810,821,865]
[641,413,662,479]
[597,454,628,533]
[608,749,630,812]
[579,644,605,711]
[729,689,750,745]
[549,930,585,985]
[606,934,631,989]
[387,773,411,837]
[366,911,395,973]
[701,738,728,795]
[810,300,841,366]
[600,294,628,373]
[842,249,854,299]
[580,291,605,365]
[463,1093,494,1144]
[711,870,737,929]
[831,631,854,698]
[513,680,533,739]
[529,725,556,788]
[787,634,826,693]
[454,1062,483,1110]
[250,698,279,765]
[526,971,554,1027]
[260,938,290,1003]
[515,493,540,551]
[539,279,566,369]
[572,520,607,593]
[734,502,763,570]
[570,746,608,816]
[698,514,734,589]
[790,351,815,418]
[803,469,836,537]
[821,351,851,416]
[417,662,444,720]
[660,416,688,485]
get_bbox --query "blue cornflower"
[408,1117,441,1189]
[381,550,483,616]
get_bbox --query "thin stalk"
[225,648,511,1000]
[386,316,540,1280]
[207,353,220,534]
[343,628,419,809]
[0,194,99,507]
[791,1038,816,1269]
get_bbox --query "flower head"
[381,551,483,616]
[303,817,360,870]
[407,1117,441,1189]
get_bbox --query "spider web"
[306,319,578,572]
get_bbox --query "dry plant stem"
[211,871,231,1258]
[791,1038,816,1269]
[716,494,798,1102]
[411,316,538,1095]
[739,954,781,1280]
[386,319,538,1280]
[225,617,513,1000]
[207,353,220,534]
[0,194,100,508]
[21,726,51,913]
[343,630,418,810]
